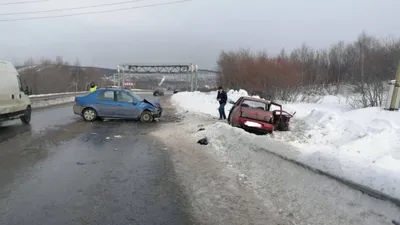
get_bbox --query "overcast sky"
[0,0,399,70]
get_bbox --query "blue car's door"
[95,90,117,117]
[115,91,142,118]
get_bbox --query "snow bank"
[31,96,75,109]
[171,89,260,117]
[171,90,400,200]
[17,65,39,72]
[29,91,87,97]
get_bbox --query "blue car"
[73,88,162,122]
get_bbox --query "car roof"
[97,87,128,92]
[241,96,270,103]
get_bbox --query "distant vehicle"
[153,89,165,96]
[0,60,32,125]
[153,76,166,96]
[227,96,295,134]
[73,88,162,122]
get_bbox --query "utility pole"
[74,59,80,92]
[116,65,120,87]
[75,68,79,92]
[190,63,194,92]
[122,66,125,89]
[194,64,198,91]
[387,61,400,110]
[186,72,189,91]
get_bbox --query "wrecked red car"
[227,96,295,134]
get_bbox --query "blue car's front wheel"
[140,111,153,123]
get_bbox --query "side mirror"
[24,86,31,95]
[228,100,235,104]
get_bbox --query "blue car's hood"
[143,99,161,108]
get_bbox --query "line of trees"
[217,32,400,107]
[18,56,111,94]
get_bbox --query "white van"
[0,60,32,125]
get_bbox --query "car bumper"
[238,117,274,133]
[0,110,25,123]
[73,104,83,115]
[151,107,163,118]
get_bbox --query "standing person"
[216,86,227,120]
[89,82,97,92]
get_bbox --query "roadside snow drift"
[171,90,400,200]
[30,96,75,109]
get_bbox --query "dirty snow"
[152,111,400,225]
[29,91,87,98]
[30,96,75,109]
[171,90,400,201]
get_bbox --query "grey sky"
[0,0,399,70]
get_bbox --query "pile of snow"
[29,91,87,98]
[171,89,260,117]
[171,90,400,200]
[17,65,39,72]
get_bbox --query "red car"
[227,96,295,134]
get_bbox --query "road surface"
[3,93,399,225]
[0,94,195,225]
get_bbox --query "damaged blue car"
[73,88,162,122]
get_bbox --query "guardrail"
[131,89,153,93]
[28,89,154,101]
[27,89,163,109]
[29,91,89,101]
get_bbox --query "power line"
[0,0,191,22]
[0,0,148,16]
[0,0,49,6]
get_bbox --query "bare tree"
[18,56,107,94]
[217,31,400,107]
[55,56,64,67]
[20,57,39,94]
[72,59,81,92]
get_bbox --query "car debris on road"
[197,137,208,145]
[153,88,165,96]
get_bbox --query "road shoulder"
[150,97,288,225]
[152,97,400,225]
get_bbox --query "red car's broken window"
[241,100,268,111]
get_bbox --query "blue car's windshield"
[128,91,144,102]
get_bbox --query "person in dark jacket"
[216,86,227,120]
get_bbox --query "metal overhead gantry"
[126,65,191,73]
[115,64,199,91]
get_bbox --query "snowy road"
[1,93,400,225]
[152,108,400,225]
[171,90,400,206]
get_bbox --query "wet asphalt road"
[0,94,194,225]
[0,103,77,141]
